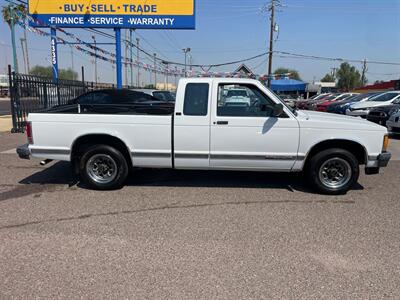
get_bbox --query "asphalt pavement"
[0,132,399,298]
[0,98,11,116]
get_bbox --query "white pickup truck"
[17,78,391,194]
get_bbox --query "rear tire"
[79,144,129,190]
[306,148,359,195]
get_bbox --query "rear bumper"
[16,143,30,160]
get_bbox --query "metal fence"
[8,66,129,132]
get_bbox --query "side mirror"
[272,103,284,117]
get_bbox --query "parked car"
[296,93,332,110]
[316,93,359,112]
[278,94,298,108]
[64,89,175,114]
[347,91,400,118]
[386,110,400,135]
[223,88,251,107]
[132,89,175,102]
[327,92,382,114]
[17,78,391,195]
[298,93,335,110]
[367,99,400,126]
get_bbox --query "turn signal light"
[383,135,389,152]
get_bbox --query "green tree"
[30,66,78,80]
[336,62,362,91]
[274,68,301,80]
[320,73,335,82]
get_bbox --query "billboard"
[28,0,195,29]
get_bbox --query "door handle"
[216,121,229,125]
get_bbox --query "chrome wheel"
[318,157,352,190]
[86,154,118,184]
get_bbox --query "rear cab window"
[183,83,210,116]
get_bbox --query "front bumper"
[346,109,369,117]
[16,143,30,160]
[365,152,391,175]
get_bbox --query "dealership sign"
[28,0,196,29]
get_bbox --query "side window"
[77,92,112,105]
[183,83,209,116]
[217,84,276,117]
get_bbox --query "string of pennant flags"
[15,12,285,80]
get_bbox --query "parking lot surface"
[0,133,399,298]
[0,99,11,116]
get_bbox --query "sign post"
[28,0,196,89]
[115,28,122,89]
[50,27,59,82]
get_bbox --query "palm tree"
[2,4,26,27]
[2,3,28,73]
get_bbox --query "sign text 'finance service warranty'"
[28,0,195,29]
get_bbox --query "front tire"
[306,148,359,195]
[80,145,129,190]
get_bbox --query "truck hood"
[350,100,391,110]
[296,110,386,132]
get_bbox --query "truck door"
[210,81,300,171]
[173,80,212,169]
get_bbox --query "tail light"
[26,122,33,144]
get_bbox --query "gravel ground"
[0,133,399,299]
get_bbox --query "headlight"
[389,107,400,115]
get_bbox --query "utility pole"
[361,59,368,86]
[267,0,276,88]
[92,35,98,83]
[136,38,140,87]
[182,47,191,77]
[162,61,169,90]
[330,67,337,77]
[174,66,178,89]
[20,38,27,73]
[129,29,134,87]
[70,45,75,78]
[23,24,30,73]
[124,30,129,86]
[153,53,157,88]
[9,3,18,73]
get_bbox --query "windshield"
[152,91,175,101]
[227,90,248,97]
[367,93,400,102]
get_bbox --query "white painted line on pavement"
[1,148,16,154]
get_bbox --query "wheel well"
[305,139,367,166]
[71,134,132,173]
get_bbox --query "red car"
[316,93,358,112]
[296,93,332,110]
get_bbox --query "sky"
[0,0,400,85]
